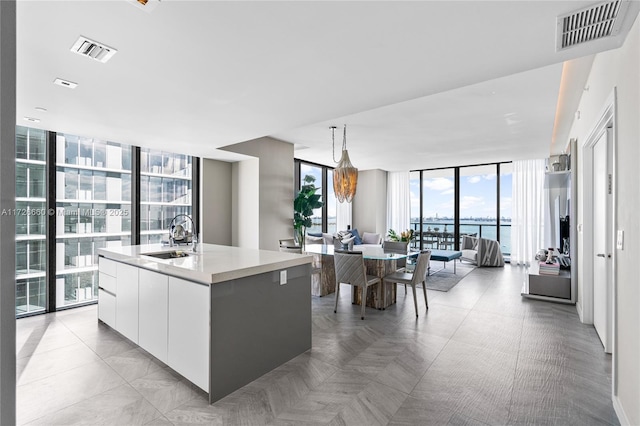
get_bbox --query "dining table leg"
[351,258,398,309]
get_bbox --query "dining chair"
[382,250,431,317]
[333,250,381,320]
[383,240,410,278]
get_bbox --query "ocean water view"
[410,219,511,255]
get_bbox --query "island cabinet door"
[116,263,139,344]
[138,269,169,364]
[167,277,210,392]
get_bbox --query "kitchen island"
[97,243,312,403]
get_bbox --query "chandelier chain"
[331,126,338,163]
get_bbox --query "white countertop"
[98,243,312,285]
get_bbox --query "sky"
[301,163,512,222]
[410,170,512,221]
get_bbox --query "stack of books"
[539,261,560,275]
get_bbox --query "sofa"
[460,235,505,267]
[310,229,383,249]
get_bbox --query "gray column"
[0,1,17,424]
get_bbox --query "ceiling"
[16,1,640,171]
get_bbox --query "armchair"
[461,235,505,267]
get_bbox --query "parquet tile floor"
[16,264,616,425]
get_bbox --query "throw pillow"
[305,235,324,245]
[350,228,362,245]
[362,232,381,245]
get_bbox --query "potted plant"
[293,175,323,248]
[387,228,415,242]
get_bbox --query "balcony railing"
[409,221,511,255]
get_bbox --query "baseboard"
[576,301,584,322]
[612,394,631,425]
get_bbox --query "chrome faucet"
[168,214,198,252]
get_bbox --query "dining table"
[304,244,415,309]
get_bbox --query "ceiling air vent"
[70,36,117,63]
[556,0,630,51]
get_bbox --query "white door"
[593,129,612,353]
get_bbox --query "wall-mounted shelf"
[523,142,577,304]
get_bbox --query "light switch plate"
[616,230,624,250]
[280,270,287,285]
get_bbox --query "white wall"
[0,2,16,423]
[200,158,233,246]
[352,169,387,236]
[569,11,639,424]
[231,158,259,249]
[223,137,294,251]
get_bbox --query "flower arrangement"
[387,228,415,242]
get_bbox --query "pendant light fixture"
[331,125,358,203]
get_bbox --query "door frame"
[580,89,618,392]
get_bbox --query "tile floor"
[16,264,617,425]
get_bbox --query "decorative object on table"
[334,231,355,250]
[539,260,560,275]
[535,249,548,261]
[331,125,358,203]
[293,174,323,249]
[387,228,415,242]
[545,248,555,264]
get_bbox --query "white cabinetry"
[98,258,117,328]
[97,289,116,328]
[116,263,139,343]
[138,269,169,363]
[168,277,210,392]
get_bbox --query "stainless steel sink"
[142,250,189,260]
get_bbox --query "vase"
[294,227,306,249]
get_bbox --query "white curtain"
[386,171,410,235]
[511,159,546,265]
[336,199,352,232]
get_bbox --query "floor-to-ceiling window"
[298,162,323,234]
[15,126,198,317]
[499,163,513,255]
[412,162,511,256]
[459,164,497,240]
[15,126,47,315]
[326,169,337,234]
[140,149,192,244]
[420,169,455,249]
[55,133,132,308]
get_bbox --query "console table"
[521,262,573,304]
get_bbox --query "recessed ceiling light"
[34,107,47,113]
[23,117,40,123]
[53,78,78,89]
[70,36,117,63]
